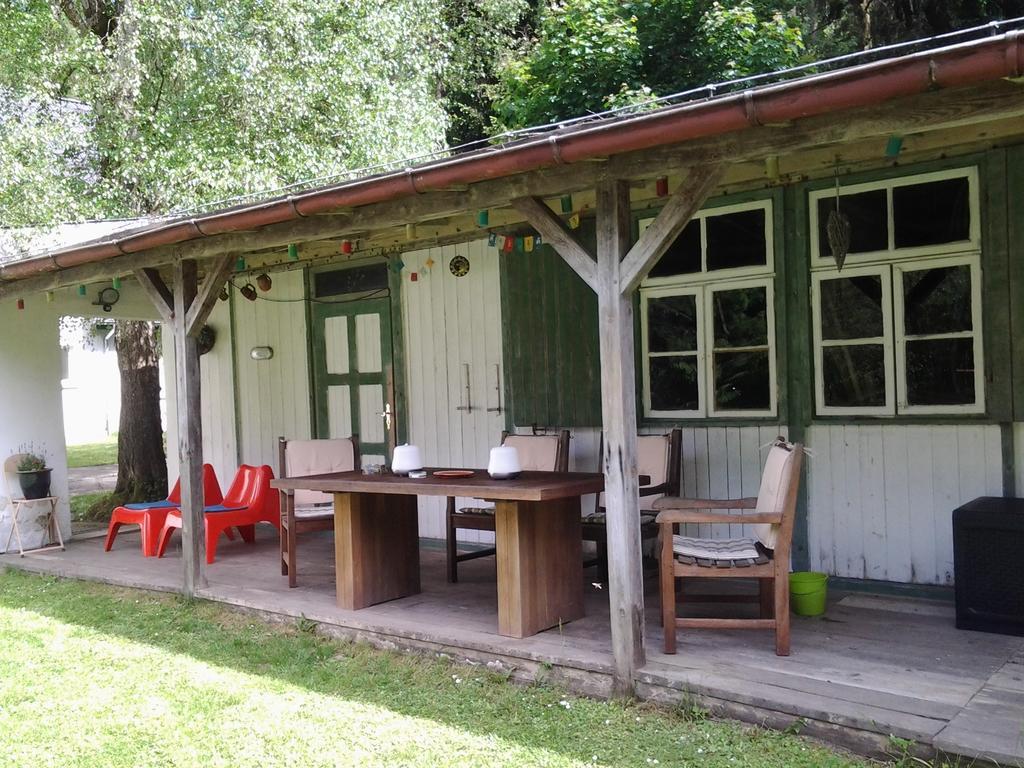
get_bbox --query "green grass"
[0,570,873,768]
[66,437,118,468]
[69,491,115,522]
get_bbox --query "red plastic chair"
[156,464,279,564]
[104,465,223,557]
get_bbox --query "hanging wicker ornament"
[826,168,851,271]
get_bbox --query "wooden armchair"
[655,439,803,656]
[582,429,681,579]
[446,429,570,583]
[278,435,360,587]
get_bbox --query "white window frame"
[639,198,774,288]
[894,255,985,415]
[809,167,980,268]
[811,264,896,417]
[640,279,776,418]
[705,278,777,418]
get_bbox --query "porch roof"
[1,26,1024,300]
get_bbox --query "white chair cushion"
[598,434,670,511]
[673,535,760,561]
[294,503,334,520]
[285,438,356,506]
[457,506,494,516]
[502,435,561,472]
[752,442,797,550]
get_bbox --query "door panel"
[401,240,505,538]
[312,297,394,465]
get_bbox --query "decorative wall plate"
[449,255,470,277]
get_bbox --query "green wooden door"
[311,298,395,464]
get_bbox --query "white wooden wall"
[402,241,504,539]
[231,270,312,469]
[806,424,1003,585]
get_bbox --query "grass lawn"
[69,491,111,521]
[0,570,877,768]
[66,437,118,468]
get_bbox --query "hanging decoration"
[476,210,489,227]
[112,276,122,291]
[568,212,581,230]
[236,256,247,272]
[77,285,87,297]
[514,237,524,252]
[487,232,498,247]
[560,195,573,214]
[239,283,258,302]
[826,167,852,271]
[410,272,419,282]
[524,236,534,253]
[765,155,780,180]
[93,286,120,312]
[449,255,470,277]
[885,135,904,158]
[197,325,217,355]
[502,236,514,253]
[256,273,273,292]
[391,257,405,273]
[219,287,230,302]
[405,223,416,241]
[16,299,24,310]
[287,244,298,260]
[655,177,669,197]
[424,256,435,270]
[45,291,54,303]
[341,240,353,254]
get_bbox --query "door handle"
[486,363,502,413]
[455,363,473,412]
[379,402,393,431]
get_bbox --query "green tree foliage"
[438,0,537,148]
[0,0,449,226]
[492,0,805,131]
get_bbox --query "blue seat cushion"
[122,500,176,511]
[203,505,246,514]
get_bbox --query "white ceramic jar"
[391,444,424,475]
[487,445,522,479]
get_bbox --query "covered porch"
[5,529,1024,766]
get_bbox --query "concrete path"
[68,464,118,496]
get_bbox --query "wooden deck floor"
[4,526,1023,766]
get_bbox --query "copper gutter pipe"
[2,31,1021,284]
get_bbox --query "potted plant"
[15,449,52,500]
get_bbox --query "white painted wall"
[806,423,1003,585]
[402,241,505,539]
[0,300,70,550]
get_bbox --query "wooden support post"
[595,179,646,694]
[172,259,206,595]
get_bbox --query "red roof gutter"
[3,30,1022,284]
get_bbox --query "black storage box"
[953,496,1024,636]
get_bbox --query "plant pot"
[18,468,52,500]
[789,571,828,616]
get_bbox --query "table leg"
[495,496,584,638]
[333,492,420,610]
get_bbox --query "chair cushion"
[673,535,760,561]
[502,435,561,472]
[122,500,177,511]
[203,505,246,514]
[753,442,797,550]
[294,503,334,520]
[457,506,495,516]
[584,511,658,525]
[598,434,670,511]
[285,438,356,506]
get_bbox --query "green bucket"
[789,571,828,616]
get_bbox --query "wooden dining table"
[271,469,604,638]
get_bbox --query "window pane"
[817,189,887,255]
[905,338,976,406]
[714,351,770,411]
[706,208,766,270]
[648,220,700,278]
[822,345,887,408]
[712,286,767,348]
[893,177,971,248]
[902,265,972,335]
[819,275,883,340]
[649,356,699,411]
[647,294,698,352]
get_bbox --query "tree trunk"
[113,320,167,501]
